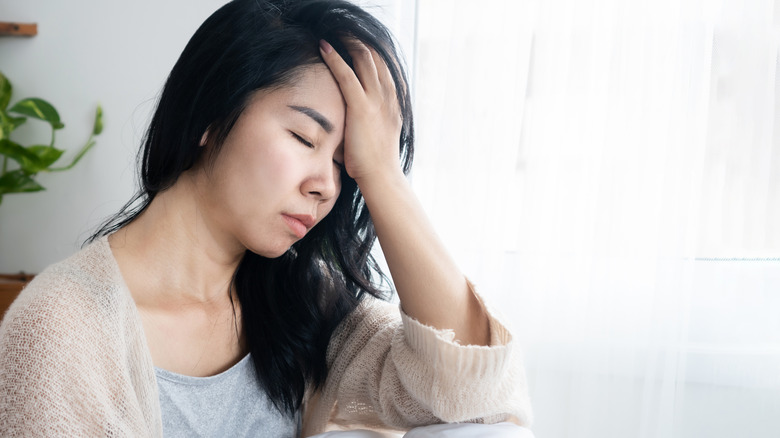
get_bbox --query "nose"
[303,159,340,202]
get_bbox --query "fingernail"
[319,39,333,54]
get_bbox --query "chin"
[244,239,297,259]
[245,247,289,259]
[267,247,294,259]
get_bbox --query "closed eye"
[291,131,344,171]
[290,131,314,148]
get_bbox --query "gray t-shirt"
[155,354,297,437]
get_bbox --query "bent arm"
[302,298,532,435]
[357,171,490,346]
[319,39,489,346]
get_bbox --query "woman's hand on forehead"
[319,37,490,348]
[319,38,403,184]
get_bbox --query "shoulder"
[0,235,143,398]
[4,236,130,325]
[0,236,137,356]
[0,237,159,436]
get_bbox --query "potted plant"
[0,70,103,313]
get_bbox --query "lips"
[282,214,316,238]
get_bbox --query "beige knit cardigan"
[0,237,532,437]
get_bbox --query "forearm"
[357,170,490,346]
[317,39,490,346]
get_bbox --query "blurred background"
[1,0,778,437]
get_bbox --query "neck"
[108,172,245,308]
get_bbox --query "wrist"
[354,168,410,210]
[354,166,407,193]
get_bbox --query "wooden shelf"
[0,22,37,37]
[0,273,34,321]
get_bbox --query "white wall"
[0,0,226,272]
[0,0,414,273]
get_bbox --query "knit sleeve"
[0,249,160,437]
[314,281,533,432]
[0,286,107,436]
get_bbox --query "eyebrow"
[288,105,333,134]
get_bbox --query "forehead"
[248,64,346,124]
[287,64,344,100]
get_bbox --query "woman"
[0,0,532,436]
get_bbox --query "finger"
[319,39,366,103]
[369,47,396,95]
[367,48,403,127]
[341,38,381,95]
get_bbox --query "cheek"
[319,185,342,218]
[241,141,299,191]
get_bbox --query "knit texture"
[0,237,531,437]
[0,237,160,437]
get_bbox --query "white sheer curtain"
[412,0,780,437]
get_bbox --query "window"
[412,0,780,436]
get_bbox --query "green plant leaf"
[92,105,103,135]
[0,139,41,169]
[26,145,65,170]
[8,115,26,130]
[9,98,65,130]
[0,113,27,141]
[0,72,11,111]
[0,169,45,195]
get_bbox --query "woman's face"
[194,64,346,258]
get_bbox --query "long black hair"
[90,0,413,417]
